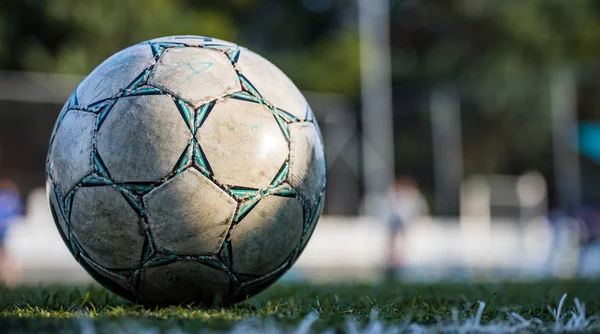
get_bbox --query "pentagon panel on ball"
[47,110,96,197]
[300,192,326,253]
[96,94,192,183]
[149,35,237,48]
[148,47,241,108]
[140,260,231,306]
[144,169,236,256]
[46,180,69,245]
[45,35,326,306]
[230,195,304,276]
[76,44,155,108]
[196,98,289,190]
[69,185,145,269]
[288,122,327,212]
[77,251,136,298]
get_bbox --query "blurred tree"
[0,0,360,94]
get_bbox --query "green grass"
[1,279,599,333]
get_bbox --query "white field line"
[228,293,600,334]
[72,294,600,334]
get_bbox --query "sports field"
[1,279,599,333]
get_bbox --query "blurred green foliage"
[2,0,599,98]
[0,0,360,94]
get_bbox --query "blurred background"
[1,0,600,285]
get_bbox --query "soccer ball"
[45,36,326,306]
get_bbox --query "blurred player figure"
[386,176,429,277]
[0,178,22,287]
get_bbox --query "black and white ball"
[46,36,326,306]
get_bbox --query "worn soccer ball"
[45,36,326,306]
